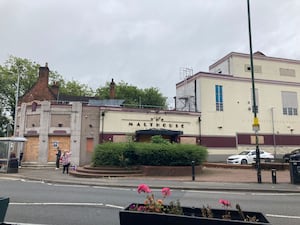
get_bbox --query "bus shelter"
[0,137,27,173]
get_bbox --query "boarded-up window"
[250,135,264,144]
[86,138,94,153]
[26,115,40,128]
[244,64,262,73]
[51,114,71,127]
[280,68,295,77]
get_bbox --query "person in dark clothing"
[55,147,61,170]
[19,151,24,168]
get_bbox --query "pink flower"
[137,205,146,211]
[219,199,231,207]
[137,184,151,193]
[161,187,171,197]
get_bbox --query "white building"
[176,51,300,157]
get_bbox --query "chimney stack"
[109,78,116,99]
[38,63,49,89]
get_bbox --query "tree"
[0,56,40,136]
[0,56,94,136]
[142,87,167,109]
[0,107,10,136]
[95,81,167,109]
[58,80,94,97]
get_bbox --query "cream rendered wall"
[209,57,232,75]
[199,77,253,136]
[101,110,201,136]
[256,82,300,134]
[176,53,300,155]
[229,56,300,82]
[197,75,300,136]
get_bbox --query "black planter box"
[0,197,9,223]
[119,204,270,225]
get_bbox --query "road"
[0,178,299,225]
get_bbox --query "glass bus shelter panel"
[0,141,9,173]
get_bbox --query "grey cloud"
[0,0,299,106]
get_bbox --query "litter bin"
[0,197,9,223]
[289,154,300,184]
[7,158,19,173]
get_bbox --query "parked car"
[290,153,300,161]
[227,150,274,165]
[282,149,300,163]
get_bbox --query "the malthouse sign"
[125,116,188,130]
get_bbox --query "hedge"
[92,142,207,167]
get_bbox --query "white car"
[227,150,274,165]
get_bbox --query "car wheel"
[241,159,247,164]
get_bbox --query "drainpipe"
[271,107,276,158]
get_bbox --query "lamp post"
[13,70,20,137]
[271,107,277,158]
[247,0,261,183]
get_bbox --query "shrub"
[151,135,170,145]
[92,141,207,167]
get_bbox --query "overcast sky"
[0,0,299,106]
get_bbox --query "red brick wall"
[20,66,56,103]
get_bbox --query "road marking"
[0,177,21,181]
[8,202,300,219]
[7,222,48,225]
[21,179,46,184]
[267,213,300,219]
[51,184,88,188]
[184,190,246,195]
[252,193,300,196]
[92,186,132,191]
[105,204,124,209]
[10,202,104,206]
[10,202,125,209]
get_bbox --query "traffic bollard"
[271,169,276,184]
[191,161,195,181]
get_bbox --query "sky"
[0,0,299,107]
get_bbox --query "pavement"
[0,165,300,193]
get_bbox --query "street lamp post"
[247,0,261,183]
[13,70,20,137]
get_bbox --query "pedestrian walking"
[61,150,71,174]
[55,147,61,170]
[19,151,24,168]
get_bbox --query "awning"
[0,137,27,142]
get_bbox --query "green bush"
[92,141,207,167]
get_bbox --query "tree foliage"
[95,80,167,109]
[0,56,93,136]
[58,80,95,96]
[0,56,41,135]
[0,55,168,136]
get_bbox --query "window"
[215,85,223,111]
[31,102,37,111]
[280,68,295,77]
[86,138,94,153]
[282,91,298,115]
[244,64,262,73]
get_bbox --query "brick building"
[16,65,201,166]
